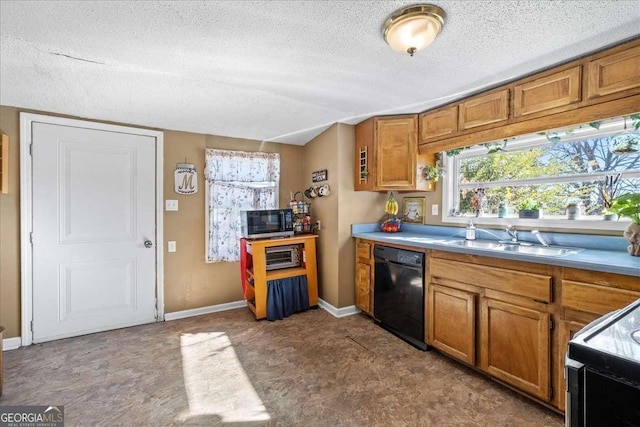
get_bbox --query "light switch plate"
[168,241,176,252]
[431,204,439,215]
[165,200,178,211]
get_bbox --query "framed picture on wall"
[402,197,425,224]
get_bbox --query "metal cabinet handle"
[144,240,153,248]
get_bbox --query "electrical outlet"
[168,241,176,252]
[165,200,178,211]
[316,220,321,231]
[431,204,439,215]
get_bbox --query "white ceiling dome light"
[383,4,446,57]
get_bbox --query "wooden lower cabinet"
[556,319,587,412]
[355,261,372,314]
[428,283,476,365]
[369,247,640,413]
[355,239,374,316]
[480,298,551,401]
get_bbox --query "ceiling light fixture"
[383,4,446,57]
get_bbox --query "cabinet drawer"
[513,66,581,117]
[562,280,640,316]
[459,89,509,130]
[356,240,372,260]
[588,45,640,99]
[419,105,458,142]
[430,258,552,302]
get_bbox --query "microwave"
[241,209,294,239]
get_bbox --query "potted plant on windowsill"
[518,199,542,219]
[609,193,640,256]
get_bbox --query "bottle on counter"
[465,220,477,240]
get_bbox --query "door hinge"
[549,319,554,330]
[30,320,34,332]
[29,143,33,156]
[549,386,554,399]
[154,298,158,320]
[29,232,34,245]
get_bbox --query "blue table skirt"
[267,275,310,321]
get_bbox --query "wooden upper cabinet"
[354,115,434,191]
[419,105,458,143]
[376,116,418,189]
[459,89,510,130]
[588,44,640,101]
[513,66,582,118]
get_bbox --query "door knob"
[144,240,153,248]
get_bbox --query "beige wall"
[303,124,383,308]
[0,105,304,338]
[163,130,304,312]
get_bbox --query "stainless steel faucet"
[505,225,518,243]
[531,230,550,247]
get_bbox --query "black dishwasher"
[374,245,426,350]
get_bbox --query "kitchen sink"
[444,239,579,257]
[444,240,504,250]
[500,244,575,256]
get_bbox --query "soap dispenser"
[465,220,476,240]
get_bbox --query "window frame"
[441,116,638,232]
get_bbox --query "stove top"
[568,298,640,384]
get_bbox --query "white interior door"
[31,122,157,342]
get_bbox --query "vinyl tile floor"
[1,308,563,426]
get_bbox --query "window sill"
[441,214,631,232]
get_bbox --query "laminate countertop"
[352,223,640,277]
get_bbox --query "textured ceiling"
[1,1,639,145]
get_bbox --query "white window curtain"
[205,149,280,262]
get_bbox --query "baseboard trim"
[3,336,22,351]
[164,300,246,321]
[318,299,361,318]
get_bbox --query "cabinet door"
[556,320,587,412]
[375,116,418,189]
[356,240,372,260]
[428,284,476,364]
[459,89,509,130]
[588,45,640,100]
[480,298,551,401]
[419,105,458,143]
[355,261,371,315]
[513,66,582,118]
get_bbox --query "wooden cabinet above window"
[420,105,458,143]
[416,38,640,153]
[513,66,582,118]
[458,89,510,130]
[588,44,640,102]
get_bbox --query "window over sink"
[442,114,640,230]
